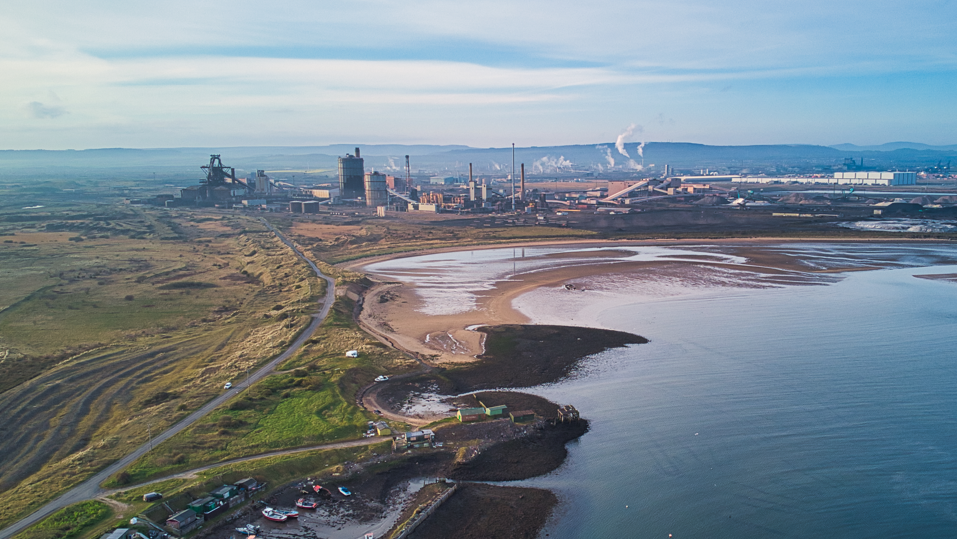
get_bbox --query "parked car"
[224,382,232,390]
[143,492,163,502]
[374,375,389,382]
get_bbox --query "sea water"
[365,244,957,538]
[520,262,957,538]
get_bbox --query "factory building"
[364,171,388,207]
[733,171,917,186]
[338,148,365,199]
[831,172,917,185]
[308,187,340,199]
[430,176,458,185]
[254,170,271,194]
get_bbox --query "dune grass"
[0,209,324,530]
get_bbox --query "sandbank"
[356,239,957,363]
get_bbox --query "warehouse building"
[831,171,917,185]
[733,171,917,186]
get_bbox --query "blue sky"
[2,0,956,149]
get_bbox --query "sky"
[3,0,956,150]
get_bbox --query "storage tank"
[364,172,388,207]
[289,201,303,213]
[302,200,320,213]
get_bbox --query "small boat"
[235,524,260,534]
[338,486,352,496]
[261,507,287,522]
[275,508,299,519]
[296,498,318,509]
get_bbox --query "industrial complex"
[129,146,956,223]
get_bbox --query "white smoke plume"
[386,157,399,171]
[596,145,615,167]
[532,155,573,174]
[625,159,644,171]
[636,141,646,158]
[616,123,642,158]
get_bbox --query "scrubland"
[0,206,329,529]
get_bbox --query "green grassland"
[0,207,327,530]
[108,296,415,486]
[12,501,112,539]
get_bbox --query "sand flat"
[357,241,957,364]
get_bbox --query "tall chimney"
[520,163,525,203]
[355,147,360,158]
[468,163,475,202]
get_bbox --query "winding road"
[0,219,336,539]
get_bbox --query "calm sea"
[365,244,957,538]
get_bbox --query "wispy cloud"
[23,101,67,119]
[2,1,957,148]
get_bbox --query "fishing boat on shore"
[275,508,299,519]
[235,524,260,534]
[262,507,288,522]
[296,498,319,509]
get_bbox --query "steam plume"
[616,124,642,158]
[596,145,615,167]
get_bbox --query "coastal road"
[0,219,336,539]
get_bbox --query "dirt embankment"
[407,483,557,539]
[448,420,589,482]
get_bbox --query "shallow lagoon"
[368,243,957,538]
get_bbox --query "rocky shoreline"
[200,324,645,538]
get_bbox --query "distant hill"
[2,142,954,178]
[831,142,957,152]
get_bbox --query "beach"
[356,240,957,364]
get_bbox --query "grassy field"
[12,501,112,539]
[107,295,414,486]
[0,207,325,530]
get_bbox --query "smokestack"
[520,163,525,203]
[469,163,475,202]
[355,147,360,158]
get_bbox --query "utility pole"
[511,143,515,212]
